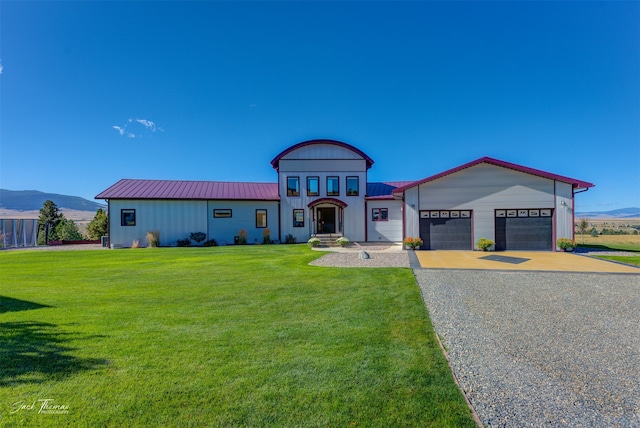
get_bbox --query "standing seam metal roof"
[95,179,280,200]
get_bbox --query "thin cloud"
[113,118,163,138]
[0,62,3,75]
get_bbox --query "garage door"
[495,209,553,251]
[419,210,472,250]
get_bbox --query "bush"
[476,237,494,251]
[203,239,218,247]
[307,237,321,247]
[403,237,423,250]
[556,238,576,251]
[285,234,297,244]
[237,229,247,245]
[147,231,161,247]
[131,240,140,248]
[262,228,271,244]
[336,237,350,247]
[177,238,191,247]
[190,232,207,245]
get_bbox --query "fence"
[1,219,39,248]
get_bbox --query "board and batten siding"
[412,163,558,245]
[554,181,574,242]
[367,200,403,242]
[109,199,208,247]
[208,200,279,245]
[278,143,368,242]
[403,187,420,240]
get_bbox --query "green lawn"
[0,246,475,427]
[593,255,640,267]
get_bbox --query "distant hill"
[0,189,106,212]
[576,207,640,219]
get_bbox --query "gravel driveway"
[414,269,640,427]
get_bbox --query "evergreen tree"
[38,200,64,244]
[86,208,109,239]
[56,218,83,240]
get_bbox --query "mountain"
[0,189,106,212]
[576,207,640,218]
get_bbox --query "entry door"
[317,207,336,233]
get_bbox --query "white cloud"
[113,118,162,138]
[0,62,3,75]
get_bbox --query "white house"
[96,139,594,250]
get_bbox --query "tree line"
[37,200,108,245]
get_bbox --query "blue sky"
[1,1,638,211]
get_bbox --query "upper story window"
[287,176,300,197]
[346,176,359,196]
[307,176,319,197]
[121,209,136,226]
[326,176,339,196]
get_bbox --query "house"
[96,139,594,250]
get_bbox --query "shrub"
[307,237,321,247]
[476,237,494,251]
[556,238,576,251]
[147,230,160,248]
[262,228,271,244]
[190,232,207,245]
[403,237,423,250]
[177,238,191,247]
[285,234,297,244]
[237,229,247,245]
[336,237,350,247]
[203,239,218,247]
[131,240,140,249]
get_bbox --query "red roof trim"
[392,156,594,195]
[270,139,374,171]
[307,197,348,208]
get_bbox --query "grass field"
[0,246,476,427]
[575,234,640,252]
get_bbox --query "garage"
[494,209,553,251]
[419,210,472,250]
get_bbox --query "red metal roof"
[270,139,375,171]
[392,157,595,196]
[366,181,415,200]
[95,179,280,201]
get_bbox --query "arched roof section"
[270,139,374,171]
[307,198,348,208]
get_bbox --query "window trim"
[372,208,388,222]
[307,176,320,197]
[213,209,232,218]
[326,176,340,196]
[256,209,267,228]
[287,176,300,197]
[293,209,304,227]
[121,209,136,226]
[346,176,359,196]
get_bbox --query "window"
[287,177,300,196]
[256,209,267,228]
[214,209,232,218]
[293,209,304,227]
[372,208,388,222]
[307,176,319,196]
[121,209,136,226]
[326,176,339,196]
[346,176,359,196]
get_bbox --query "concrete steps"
[314,233,343,247]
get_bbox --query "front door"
[317,207,336,233]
